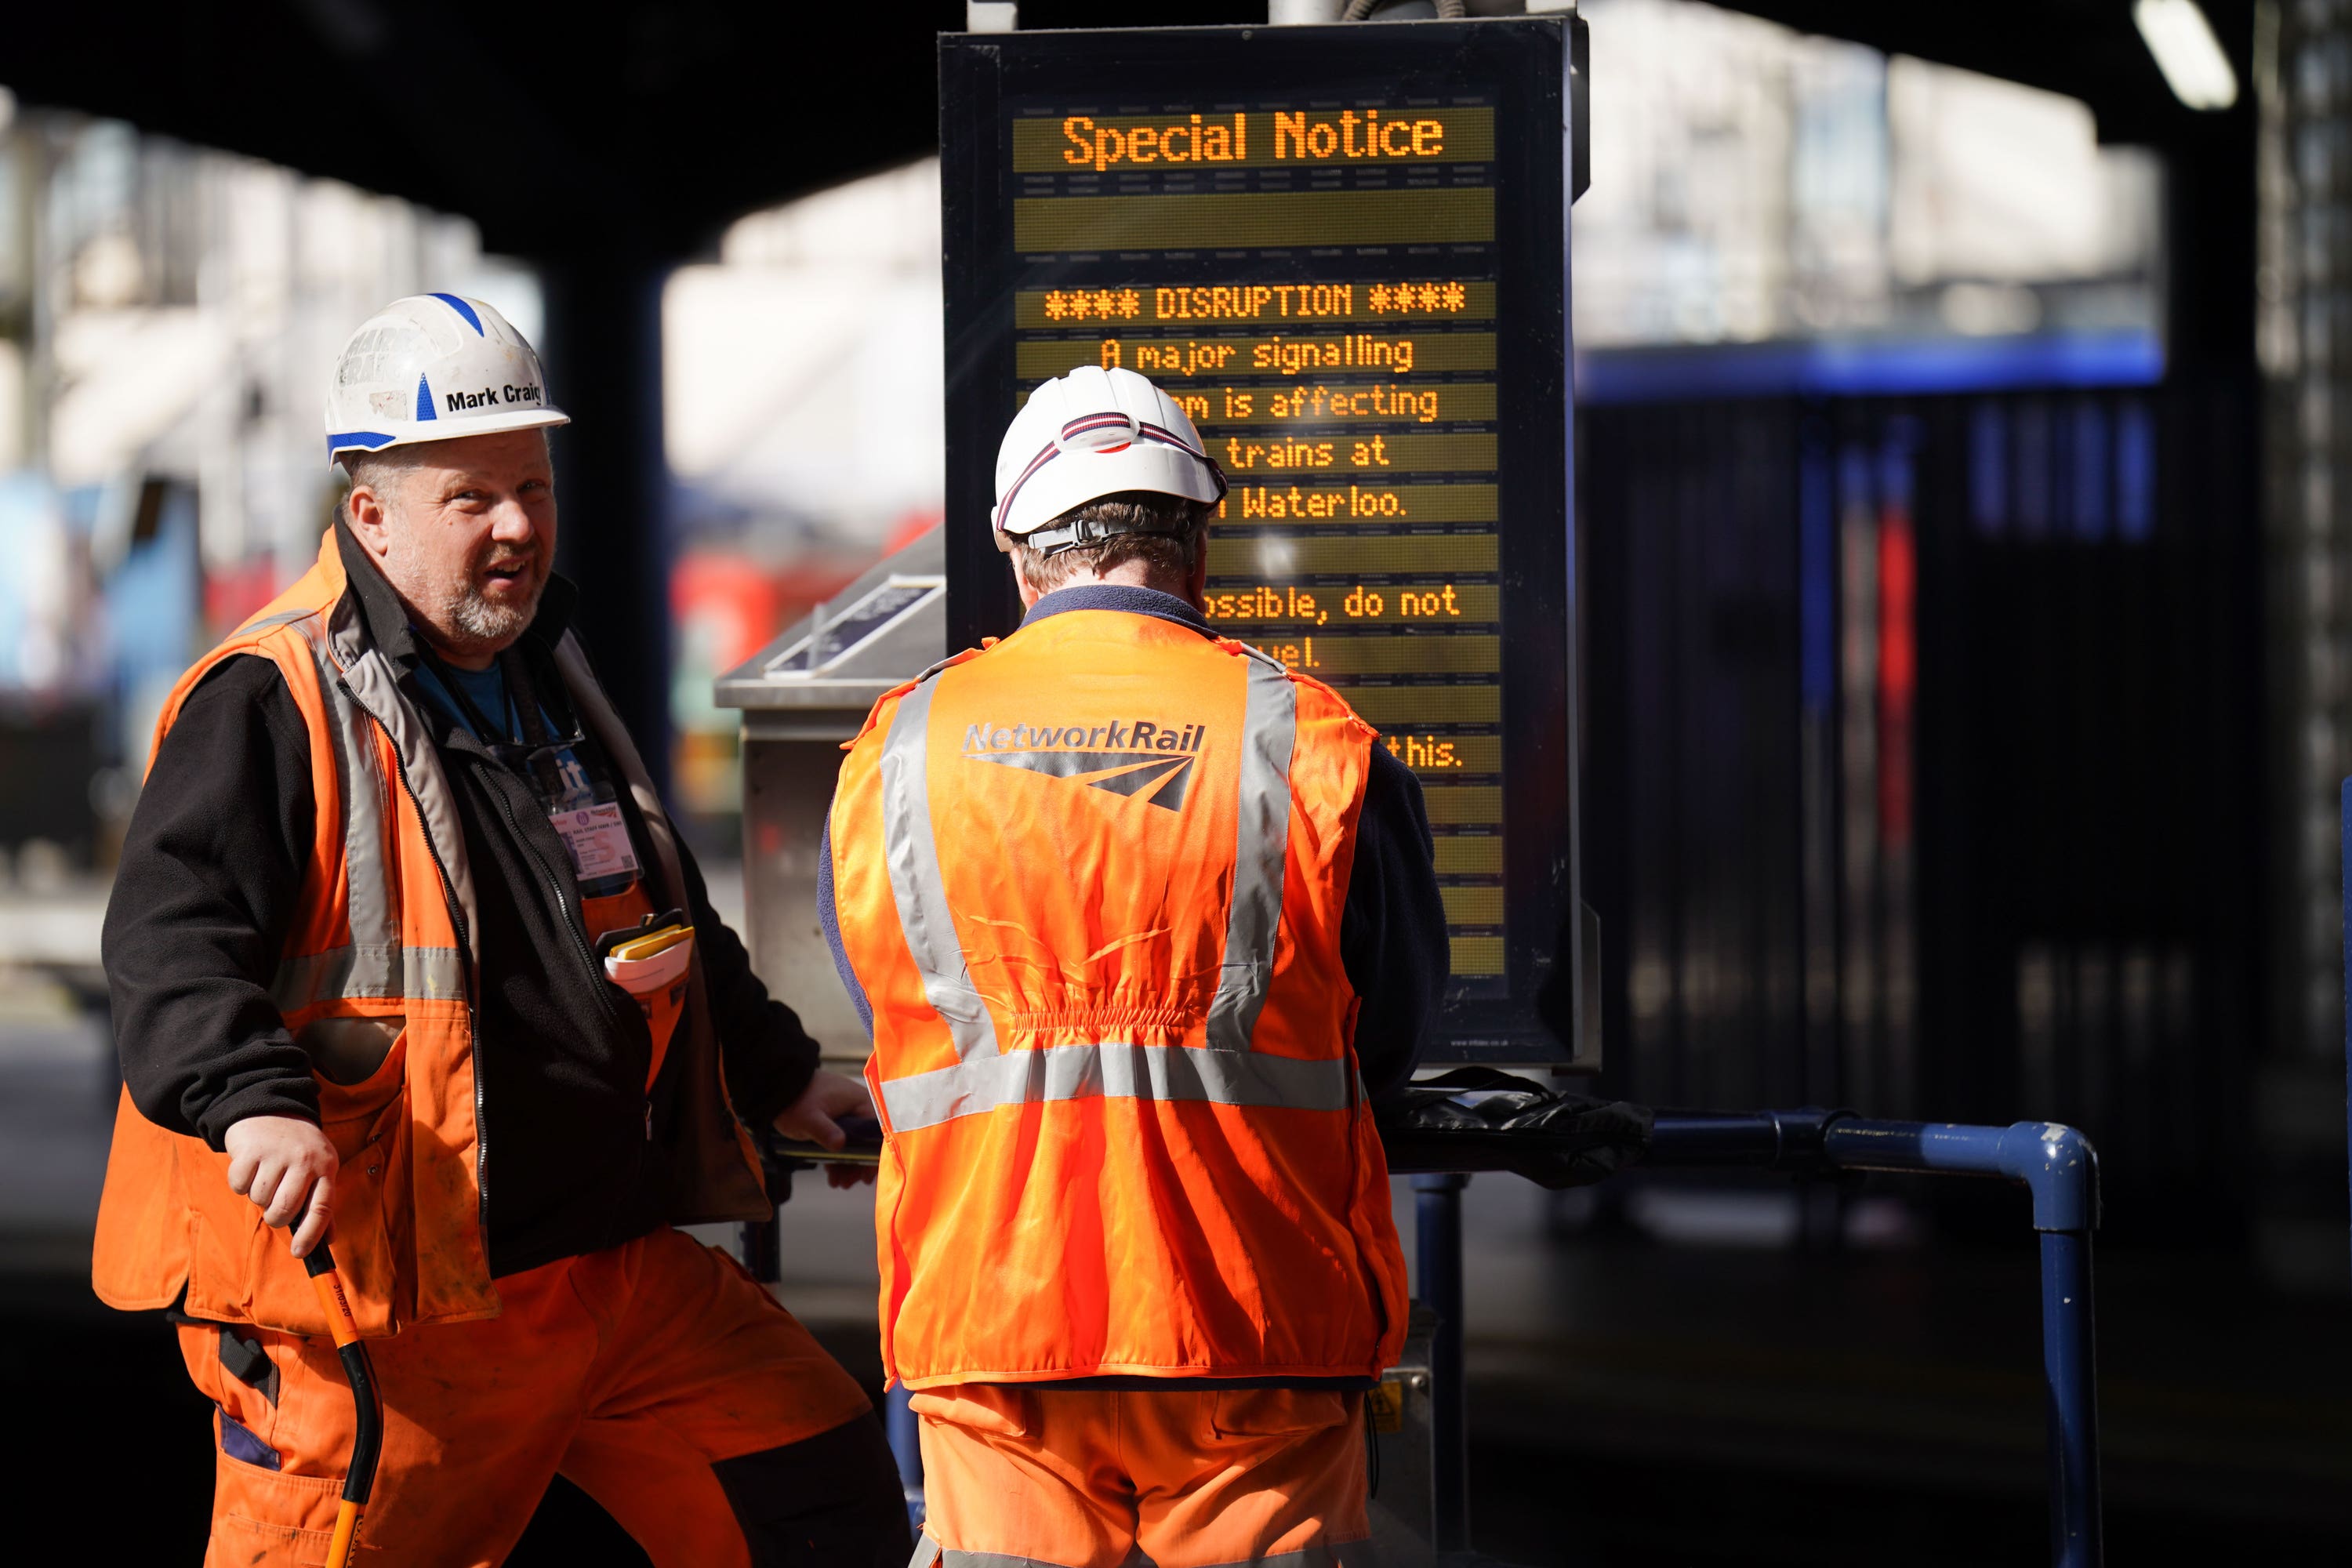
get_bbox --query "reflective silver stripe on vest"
[880,676,1000,1062]
[236,608,313,637]
[263,598,474,1013]
[331,593,480,963]
[880,1041,1352,1133]
[876,651,1322,1127]
[272,943,467,1009]
[1205,651,1296,1056]
[301,617,397,961]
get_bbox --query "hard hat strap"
[1016,510,1198,558]
[993,423,1229,555]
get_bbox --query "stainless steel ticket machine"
[713,525,945,1068]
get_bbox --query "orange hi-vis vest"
[92,528,768,1338]
[829,605,1410,1388]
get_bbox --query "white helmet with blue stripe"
[993,365,1226,554]
[324,293,570,467]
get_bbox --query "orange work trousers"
[909,1384,1373,1568]
[178,1225,882,1566]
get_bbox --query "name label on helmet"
[445,383,545,413]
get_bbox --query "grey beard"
[447,578,541,644]
[383,525,543,653]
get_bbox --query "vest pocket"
[311,1025,409,1329]
[195,1025,412,1335]
[299,1015,404,1086]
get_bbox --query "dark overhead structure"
[0,2,967,255]
[0,0,2258,771]
[1,1,971,776]
[1715,0,2257,375]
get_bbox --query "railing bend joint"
[1994,1122,2103,1233]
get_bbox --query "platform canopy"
[0,1,2238,261]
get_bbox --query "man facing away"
[93,294,908,1566]
[825,365,1450,1567]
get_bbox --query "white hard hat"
[993,365,1226,554]
[324,293,569,467]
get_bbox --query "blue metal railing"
[1390,1110,2105,1568]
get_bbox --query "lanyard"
[414,642,582,804]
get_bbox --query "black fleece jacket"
[103,526,824,1277]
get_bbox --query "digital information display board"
[941,20,1587,1067]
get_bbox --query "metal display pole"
[1412,1172,1472,1553]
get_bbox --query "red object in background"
[884,508,942,556]
[671,554,786,675]
[205,560,282,641]
[1876,506,1916,847]
[670,551,869,677]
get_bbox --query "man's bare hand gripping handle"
[223,1113,339,1259]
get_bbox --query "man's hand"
[223,1115,338,1260]
[772,1069,873,1150]
[774,1069,880,1189]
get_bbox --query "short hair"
[1011,492,1213,597]
[339,429,553,518]
[340,445,437,514]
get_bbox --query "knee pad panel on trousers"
[710,1412,912,1568]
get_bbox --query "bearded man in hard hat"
[824,365,1448,1566]
[91,293,909,1566]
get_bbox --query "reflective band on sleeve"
[273,944,467,1010]
[880,677,1002,1062]
[1205,655,1296,1055]
[880,1042,1353,1133]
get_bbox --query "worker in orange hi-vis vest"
[823,365,1450,1568]
[92,294,909,1566]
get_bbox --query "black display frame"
[938,19,1582,1067]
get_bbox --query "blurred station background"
[0,0,2345,1563]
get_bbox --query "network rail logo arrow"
[962,719,1205,811]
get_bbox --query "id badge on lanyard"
[549,800,641,883]
[519,730,644,889]
[459,648,643,891]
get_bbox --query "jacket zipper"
[358,695,488,1231]
[485,774,622,1027]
